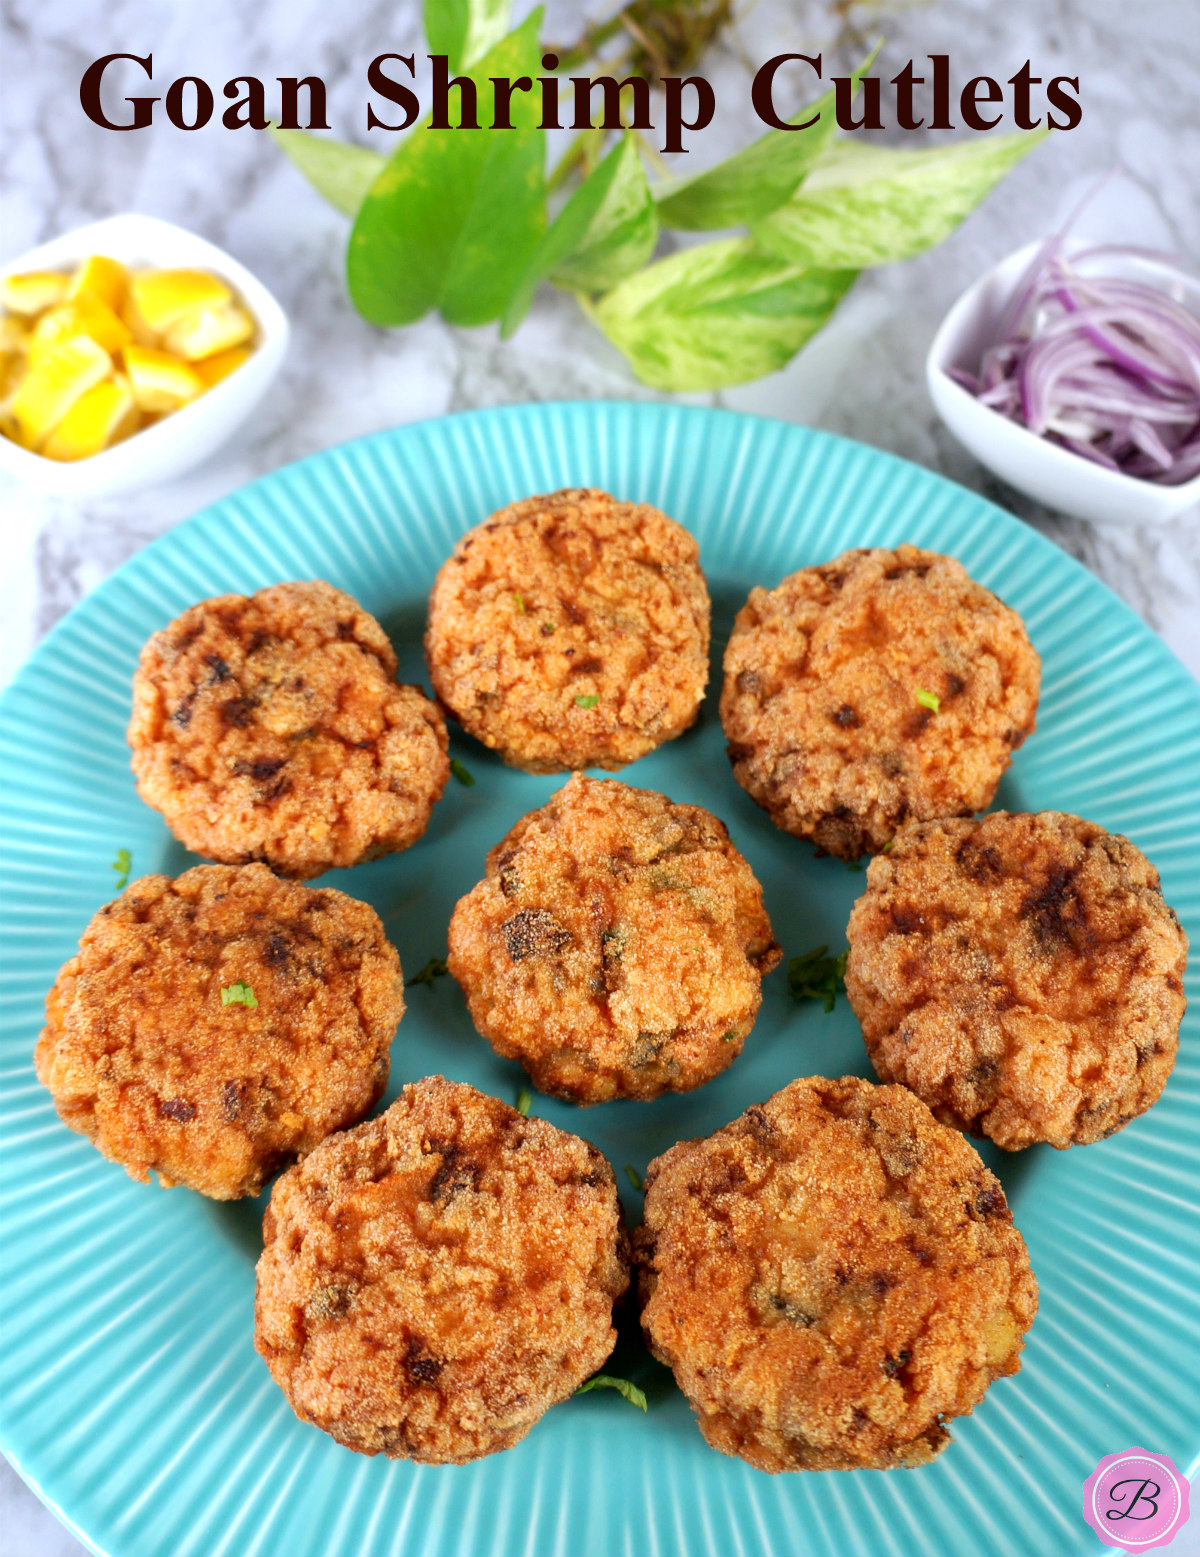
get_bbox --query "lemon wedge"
[32,296,132,360]
[130,269,232,333]
[124,344,204,412]
[195,345,251,386]
[42,374,139,461]
[1,271,70,316]
[12,335,112,447]
[164,302,255,362]
[68,255,129,312]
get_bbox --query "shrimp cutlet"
[634,1075,1038,1472]
[129,580,448,879]
[426,489,710,772]
[35,863,403,1199]
[448,774,780,1104]
[254,1076,630,1462]
[845,811,1187,1149]
[721,546,1040,859]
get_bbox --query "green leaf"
[424,0,513,71]
[111,847,132,891]
[406,957,449,988]
[754,129,1048,270]
[575,1374,648,1410]
[269,125,385,218]
[653,49,878,232]
[501,134,657,337]
[450,757,475,786]
[348,11,546,328]
[787,945,848,1013]
[588,237,857,392]
[220,981,259,1009]
[515,1086,533,1117]
[549,135,658,292]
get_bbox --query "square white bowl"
[926,239,1200,527]
[0,213,289,498]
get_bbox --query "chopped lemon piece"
[130,269,232,333]
[124,344,204,412]
[12,335,111,447]
[165,302,255,362]
[0,315,30,356]
[120,291,160,347]
[0,353,26,403]
[1,271,70,315]
[0,318,30,401]
[0,409,37,450]
[42,374,139,461]
[68,255,128,311]
[195,345,251,386]
[1,257,257,457]
[32,296,131,360]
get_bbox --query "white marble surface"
[1,1,1198,1553]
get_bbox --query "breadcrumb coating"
[846,812,1187,1149]
[129,580,449,879]
[254,1077,630,1462]
[35,864,402,1199]
[448,775,780,1104]
[635,1076,1037,1472]
[426,489,710,772]
[720,546,1040,858]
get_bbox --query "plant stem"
[552,0,735,84]
[547,125,610,193]
[553,11,628,73]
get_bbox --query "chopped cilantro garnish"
[625,1163,643,1191]
[915,689,940,713]
[787,945,848,1013]
[574,694,599,710]
[220,981,258,1009]
[845,861,863,873]
[516,1086,533,1117]
[513,592,526,613]
[111,848,132,891]
[541,621,555,635]
[882,839,895,853]
[406,957,448,988]
[576,1374,648,1411]
[450,758,475,787]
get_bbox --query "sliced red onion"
[954,237,1200,486]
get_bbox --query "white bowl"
[0,213,288,497]
[926,240,1200,527]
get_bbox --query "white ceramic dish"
[926,239,1200,527]
[0,213,288,498]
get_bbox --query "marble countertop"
[1,0,1197,1552]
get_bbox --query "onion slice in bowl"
[950,239,1200,485]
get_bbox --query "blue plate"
[1,403,1196,1557]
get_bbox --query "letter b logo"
[1084,1450,1190,1550]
